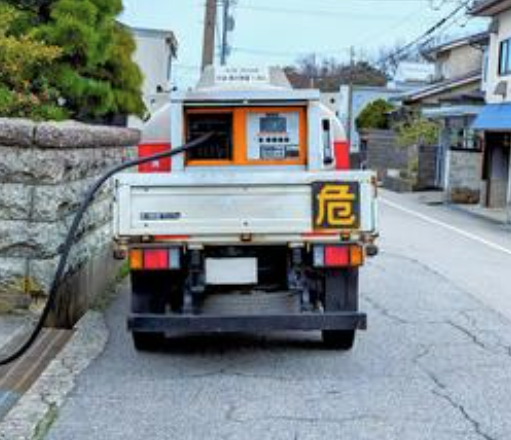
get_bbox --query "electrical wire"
[379,0,474,63]
[0,133,215,367]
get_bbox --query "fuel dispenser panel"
[247,112,300,161]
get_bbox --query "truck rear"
[114,67,378,350]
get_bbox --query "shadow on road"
[142,332,336,354]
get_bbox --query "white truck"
[114,67,378,351]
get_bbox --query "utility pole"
[220,0,230,66]
[201,0,217,71]
[219,0,236,66]
[347,46,355,146]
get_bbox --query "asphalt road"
[46,191,511,440]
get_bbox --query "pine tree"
[3,0,145,122]
[37,0,145,122]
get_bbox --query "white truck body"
[116,67,379,350]
[114,171,377,242]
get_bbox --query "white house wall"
[128,27,175,128]
[485,9,511,103]
[436,45,484,81]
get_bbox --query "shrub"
[356,99,395,130]
[0,4,66,120]
[395,117,438,147]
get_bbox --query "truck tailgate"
[114,171,377,237]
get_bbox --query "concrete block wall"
[360,129,414,179]
[446,149,483,204]
[0,119,139,325]
[417,145,438,190]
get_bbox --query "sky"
[120,0,489,87]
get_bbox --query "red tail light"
[313,245,364,268]
[334,141,350,170]
[129,248,181,271]
[325,246,350,266]
[144,249,169,269]
[138,143,172,173]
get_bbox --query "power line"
[233,4,422,20]
[228,2,464,62]
[198,0,478,70]
[220,0,471,63]
[379,0,475,63]
[231,46,352,58]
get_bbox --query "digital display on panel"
[260,115,287,133]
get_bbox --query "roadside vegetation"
[395,116,438,147]
[356,99,395,131]
[0,0,144,122]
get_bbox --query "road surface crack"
[414,345,497,440]
[229,413,379,426]
[447,321,492,352]
[364,296,409,324]
[459,311,511,359]
[447,320,511,360]
[432,389,497,440]
[413,345,447,390]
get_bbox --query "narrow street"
[44,191,511,440]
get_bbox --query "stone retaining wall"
[0,118,139,325]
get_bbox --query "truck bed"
[114,171,377,239]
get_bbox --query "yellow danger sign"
[313,182,360,230]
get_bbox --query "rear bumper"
[128,312,367,333]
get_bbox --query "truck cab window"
[186,112,233,161]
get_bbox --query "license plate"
[205,258,258,285]
[312,182,361,231]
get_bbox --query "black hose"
[0,133,215,366]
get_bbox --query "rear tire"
[130,271,171,351]
[322,330,356,350]
[132,332,165,351]
[321,269,359,351]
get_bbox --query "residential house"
[470,0,511,221]
[387,61,435,91]
[320,92,341,118]
[338,85,403,154]
[128,26,177,127]
[336,62,435,156]
[401,32,489,198]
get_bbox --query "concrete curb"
[0,311,108,440]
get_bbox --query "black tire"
[130,271,171,351]
[132,332,165,351]
[321,268,359,351]
[322,329,356,350]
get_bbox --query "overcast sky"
[121,0,488,87]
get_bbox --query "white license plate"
[205,258,258,285]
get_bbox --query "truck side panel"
[114,171,377,238]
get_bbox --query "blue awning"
[472,103,511,130]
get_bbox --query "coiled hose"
[0,133,214,366]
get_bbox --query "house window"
[499,39,511,75]
[445,117,479,151]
